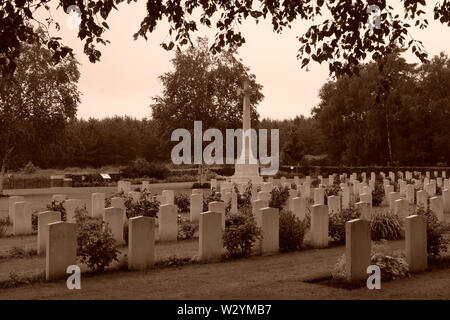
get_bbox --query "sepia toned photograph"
[0,0,449,308]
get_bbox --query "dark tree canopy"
[313,51,450,166]
[1,0,450,79]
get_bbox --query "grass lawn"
[0,181,195,219]
[0,181,449,299]
[0,240,449,300]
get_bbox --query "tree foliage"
[313,51,450,166]
[1,1,450,79]
[0,35,80,192]
[151,37,263,144]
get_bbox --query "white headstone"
[91,193,106,218]
[128,216,155,270]
[257,191,270,202]
[190,193,203,222]
[230,192,238,214]
[355,201,371,221]
[37,211,61,255]
[292,197,307,221]
[341,185,350,209]
[128,191,141,203]
[199,211,222,262]
[46,222,77,280]
[13,201,32,235]
[208,201,226,230]
[394,198,409,219]
[406,184,415,204]
[158,204,178,241]
[162,190,175,205]
[430,196,444,222]
[384,185,394,204]
[252,199,269,221]
[389,192,400,211]
[443,188,450,214]
[63,199,83,223]
[310,204,328,248]
[360,193,372,208]
[416,190,428,210]
[345,219,371,283]
[52,194,67,203]
[104,207,125,245]
[259,207,279,255]
[8,196,25,223]
[313,188,325,205]
[327,195,340,214]
[405,215,427,273]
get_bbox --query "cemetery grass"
[1,183,449,299]
[0,239,449,299]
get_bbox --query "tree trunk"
[0,148,13,195]
[384,102,393,166]
[0,158,6,195]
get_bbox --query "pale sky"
[40,1,450,121]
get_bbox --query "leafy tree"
[259,116,324,165]
[1,1,449,79]
[313,51,450,166]
[151,37,264,159]
[283,126,305,165]
[0,36,80,193]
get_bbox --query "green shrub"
[178,219,198,240]
[124,191,159,219]
[387,178,398,192]
[155,255,194,268]
[328,204,360,243]
[0,217,9,238]
[192,182,211,189]
[370,241,410,281]
[175,193,190,213]
[0,272,45,289]
[332,240,410,282]
[269,185,290,210]
[22,161,38,174]
[223,209,262,259]
[75,209,120,272]
[8,246,37,259]
[164,175,197,183]
[415,206,449,261]
[372,182,385,207]
[279,210,306,252]
[203,190,223,211]
[31,212,38,232]
[325,183,340,197]
[370,211,404,241]
[310,177,320,188]
[123,221,129,245]
[120,158,169,180]
[235,183,252,209]
[46,200,67,221]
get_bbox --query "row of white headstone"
[7,189,187,280]
[10,172,438,283]
[43,201,279,280]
